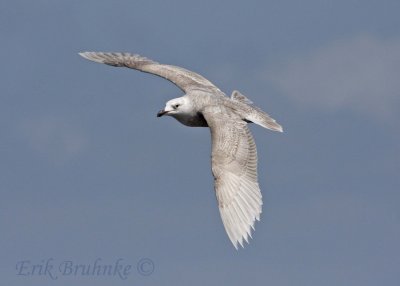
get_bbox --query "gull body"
[79,52,283,249]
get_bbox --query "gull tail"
[231,90,283,132]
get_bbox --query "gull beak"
[157,109,168,117]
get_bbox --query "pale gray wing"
[203,106,262,249]
[79,52,225,96]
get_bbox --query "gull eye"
[174,104,180,109]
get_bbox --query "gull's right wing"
[202,106,263,249]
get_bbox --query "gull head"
[157,97,190,118]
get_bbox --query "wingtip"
[78,51,105,64]
[230,226,256,250]
[78,51,93,61]
[233,241,239,250]
[78,51,88,58]
[232,238,250,250]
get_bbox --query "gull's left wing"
[79,52,225,96]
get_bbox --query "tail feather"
[248,107,283,132]
[231,90,283,132]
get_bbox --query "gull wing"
[203,106,262,249]
[79,52,225,96]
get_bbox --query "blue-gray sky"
[1,1,399,285]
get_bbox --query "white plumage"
[79,52,283,249]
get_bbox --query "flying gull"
[79,52,283,249]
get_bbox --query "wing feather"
[79,52,225,96]
[203,107,263,249]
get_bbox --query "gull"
[79,52,283,249]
